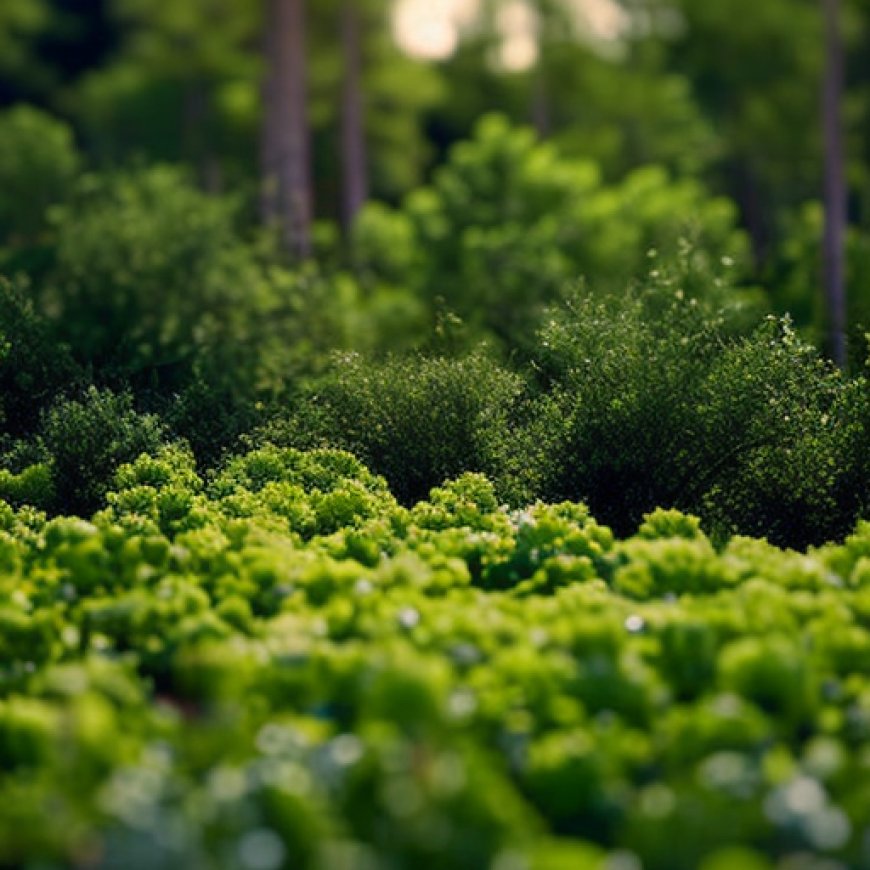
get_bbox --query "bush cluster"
[272,287,868,549]
[527,292,869,547]
[3,107,860,553]
[0,85,867,870]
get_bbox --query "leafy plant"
[258,351,527,505]
[0,105,80,245]
[353,115,752,348]
[36,387,170,516]
[524,288,868,547]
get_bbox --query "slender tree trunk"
[822,0,847,368]
[261,0,312,259]
[529,0,550,138]
[184,80,223,194]
[530,63,551,139]
[340,0,368,233]
[732,158,770,269]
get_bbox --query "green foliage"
[38,169,361,460]
[0,451,868,867]
[659,0,827,216]
[148,263,358,463]
[261,351,526,506]
[0,1,51,93]
[430,4,718,181]
[236,279,865,550]
[0,105,80,244]
[44,165,260,378]
[353,115,751,347]
[769,201,870,359]
[69,0,260,175]
[36,387,170,516]
[209,445,397,538]
[525,289,868,546]
[0,278,81,437]
[0,9,868,864]
[0,463,54,511]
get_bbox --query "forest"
[0,1,869,867]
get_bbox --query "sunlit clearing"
[393,0,629,64]
[496,1,539,71]
[574,0,630,41]
[393,0,479,61]
[499,33,539,71]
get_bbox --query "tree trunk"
[822,0,847,368]
[340,0,368,233]
[261,0,312,259]
[530,63,551,139]
[530,0,550,138]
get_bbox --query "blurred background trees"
[2,0,868,356]
[1,0,863,342]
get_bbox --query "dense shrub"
[0,278,81,438]
[36,387,170,516]
[38,169,367,459]
[0,453,870,867]
[248,283,866,549]
[43,165,261,380]
[526,290,868,546]
[144,263,359,463]
[257,351,527,505]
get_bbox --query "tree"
[69,0,260,186]
[340,0,368,232]
[261,0,313,259]
[0,0,53,104]
[637,0,824,263]
[822,0,848,368]
[307,0,442,211]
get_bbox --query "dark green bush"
[247,284,866,548]
[257,352,527,505]
[151,263,366,464]
[689,323,868,545]
[525,289,868,547]
[39,168,365,461]
[0,278,81,438]
[37,387,170,516]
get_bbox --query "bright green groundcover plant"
[1,444,870,870]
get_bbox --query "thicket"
[0,106,866,551]
[1,4,870,867]
[276,289,868,549]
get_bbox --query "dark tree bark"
[261,0,312,259]
[529,0,550,138]
[822,0,847,368]
[183,80,223,194]
[340,0,368,233]
[530,63,551,139]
